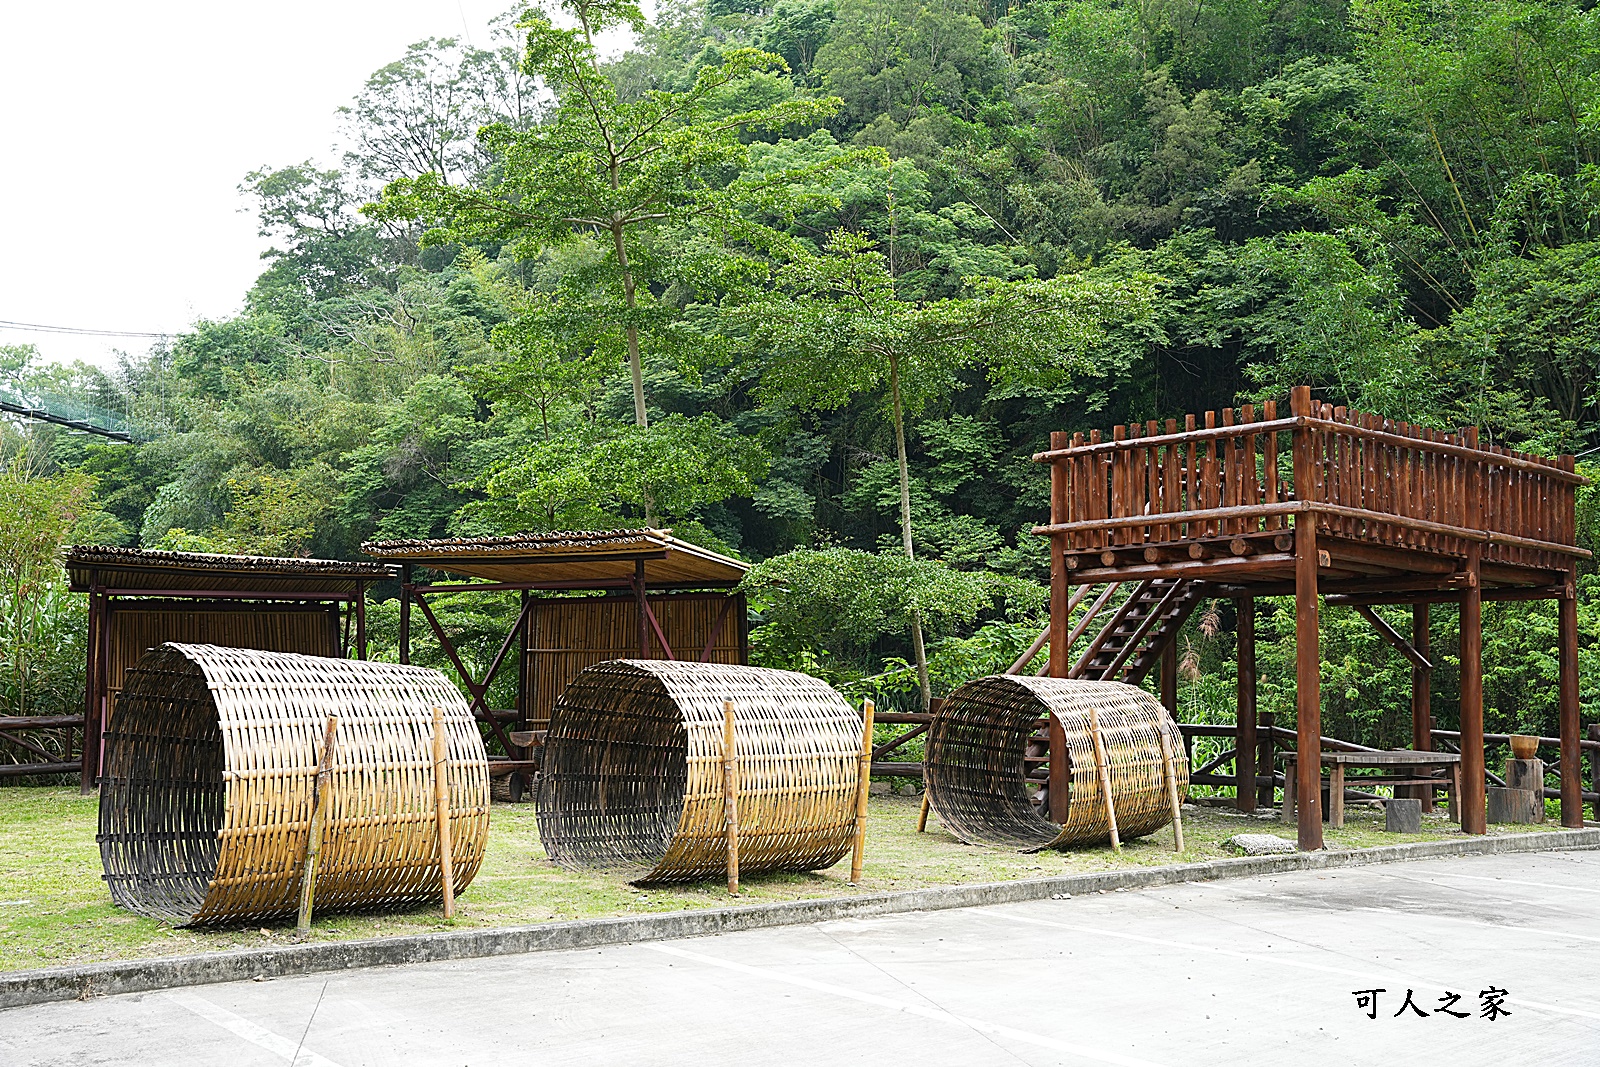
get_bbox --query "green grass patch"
[0,786,1563,973]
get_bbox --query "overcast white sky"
[0,1,530,372]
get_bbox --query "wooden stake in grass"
[295,715,338,940]
[432,705,456,920]
[916,790,930,833]
[1087,705,1121,853]
[850,698,876,884]
[722,698,740,895]
[1158,727,1184,853]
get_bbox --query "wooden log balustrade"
[1033,387,1590,851]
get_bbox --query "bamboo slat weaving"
[924,676,1186,850]
[524,594,744,730]
[537,660,861,885]
[98,643,490,926]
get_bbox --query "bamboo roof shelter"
[362,530,751,800]
[1031,387,1589,850]
[57,547,393,794]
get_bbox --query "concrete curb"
[5,826,1596,1010]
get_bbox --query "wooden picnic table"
[1281,750,1461,829]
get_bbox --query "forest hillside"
[3,0,1596,751]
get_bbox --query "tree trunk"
[889,352,931,712]
[611,222,649,430]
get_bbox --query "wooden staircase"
[1066,578,1204,683]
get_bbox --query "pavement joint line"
[3,825,1597,1011]
[991,905,1600,1023]
[643,943,1169,1067]
[167,990,345,1067]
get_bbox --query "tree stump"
[1385,798,1422,833]
[1505,758,1544,794]
[1486,786,1543,824]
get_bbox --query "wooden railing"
[1033,387,1587,571]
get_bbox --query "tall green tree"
[369,0,843,427]
[725,223,1157,706]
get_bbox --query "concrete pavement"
[3,848,1597,1066]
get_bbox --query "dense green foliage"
[3,0,1596,742]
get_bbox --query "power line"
[0,318,172,340]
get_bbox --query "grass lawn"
[0,785,1564,973]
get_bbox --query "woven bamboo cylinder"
[98,643,490,926]
[537,660,861,885]
[923,676,1187,851]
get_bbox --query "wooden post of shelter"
[399,563,412,665]
[634,558,650,657]
[1235,597,1256,813]
[1291,386,1324,850]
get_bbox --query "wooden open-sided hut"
[58,546,393,793]
[1031,387,1590,850]
[362,530,750,799]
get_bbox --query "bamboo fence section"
[537,660,861,885]
[98,643,489,926]
[923,676,1187,851]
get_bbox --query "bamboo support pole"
[1087,706,1121,852]
[722,699,740,894]
[294,715,339,939]
[850,698,875,883]
[916,790,930,832]
[1158,726,1183,853]
[432,705,456,920]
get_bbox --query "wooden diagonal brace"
[1354,605,1433,671]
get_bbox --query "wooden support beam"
[1412,603,1433,812]
[1160,640,1177,717]
[1354,605,1433,671]
[1048,712,1068,824]
[1235,597,1256,813]
[1048,431,1070,683]
[1559,569,1582,828]
[1460,552,1487,835]
[1292,386,1324,851]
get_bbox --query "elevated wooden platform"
[1034,387,1589,850]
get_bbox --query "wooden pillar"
[1047,431,1070,820]
[1459,426,1486,836]
[1235,597,1256,813]
[1411,602,1433,812]
[354,582,367,660]
[1459,546,1486,834]
[80,584,101,795]
[399,563,412,665]
[634,558,650,657]
[1256,711,1276,808]
[1291,386,1323,850]
[1160,641,1177,717]
[1559,570,1582,828]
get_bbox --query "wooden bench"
[1282,751,1461,829]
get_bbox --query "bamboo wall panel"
[105,602,339,721]
[924,676,1187,850]
[523,594,744,730]
[537,659,859,885]
[98,643,489,926]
